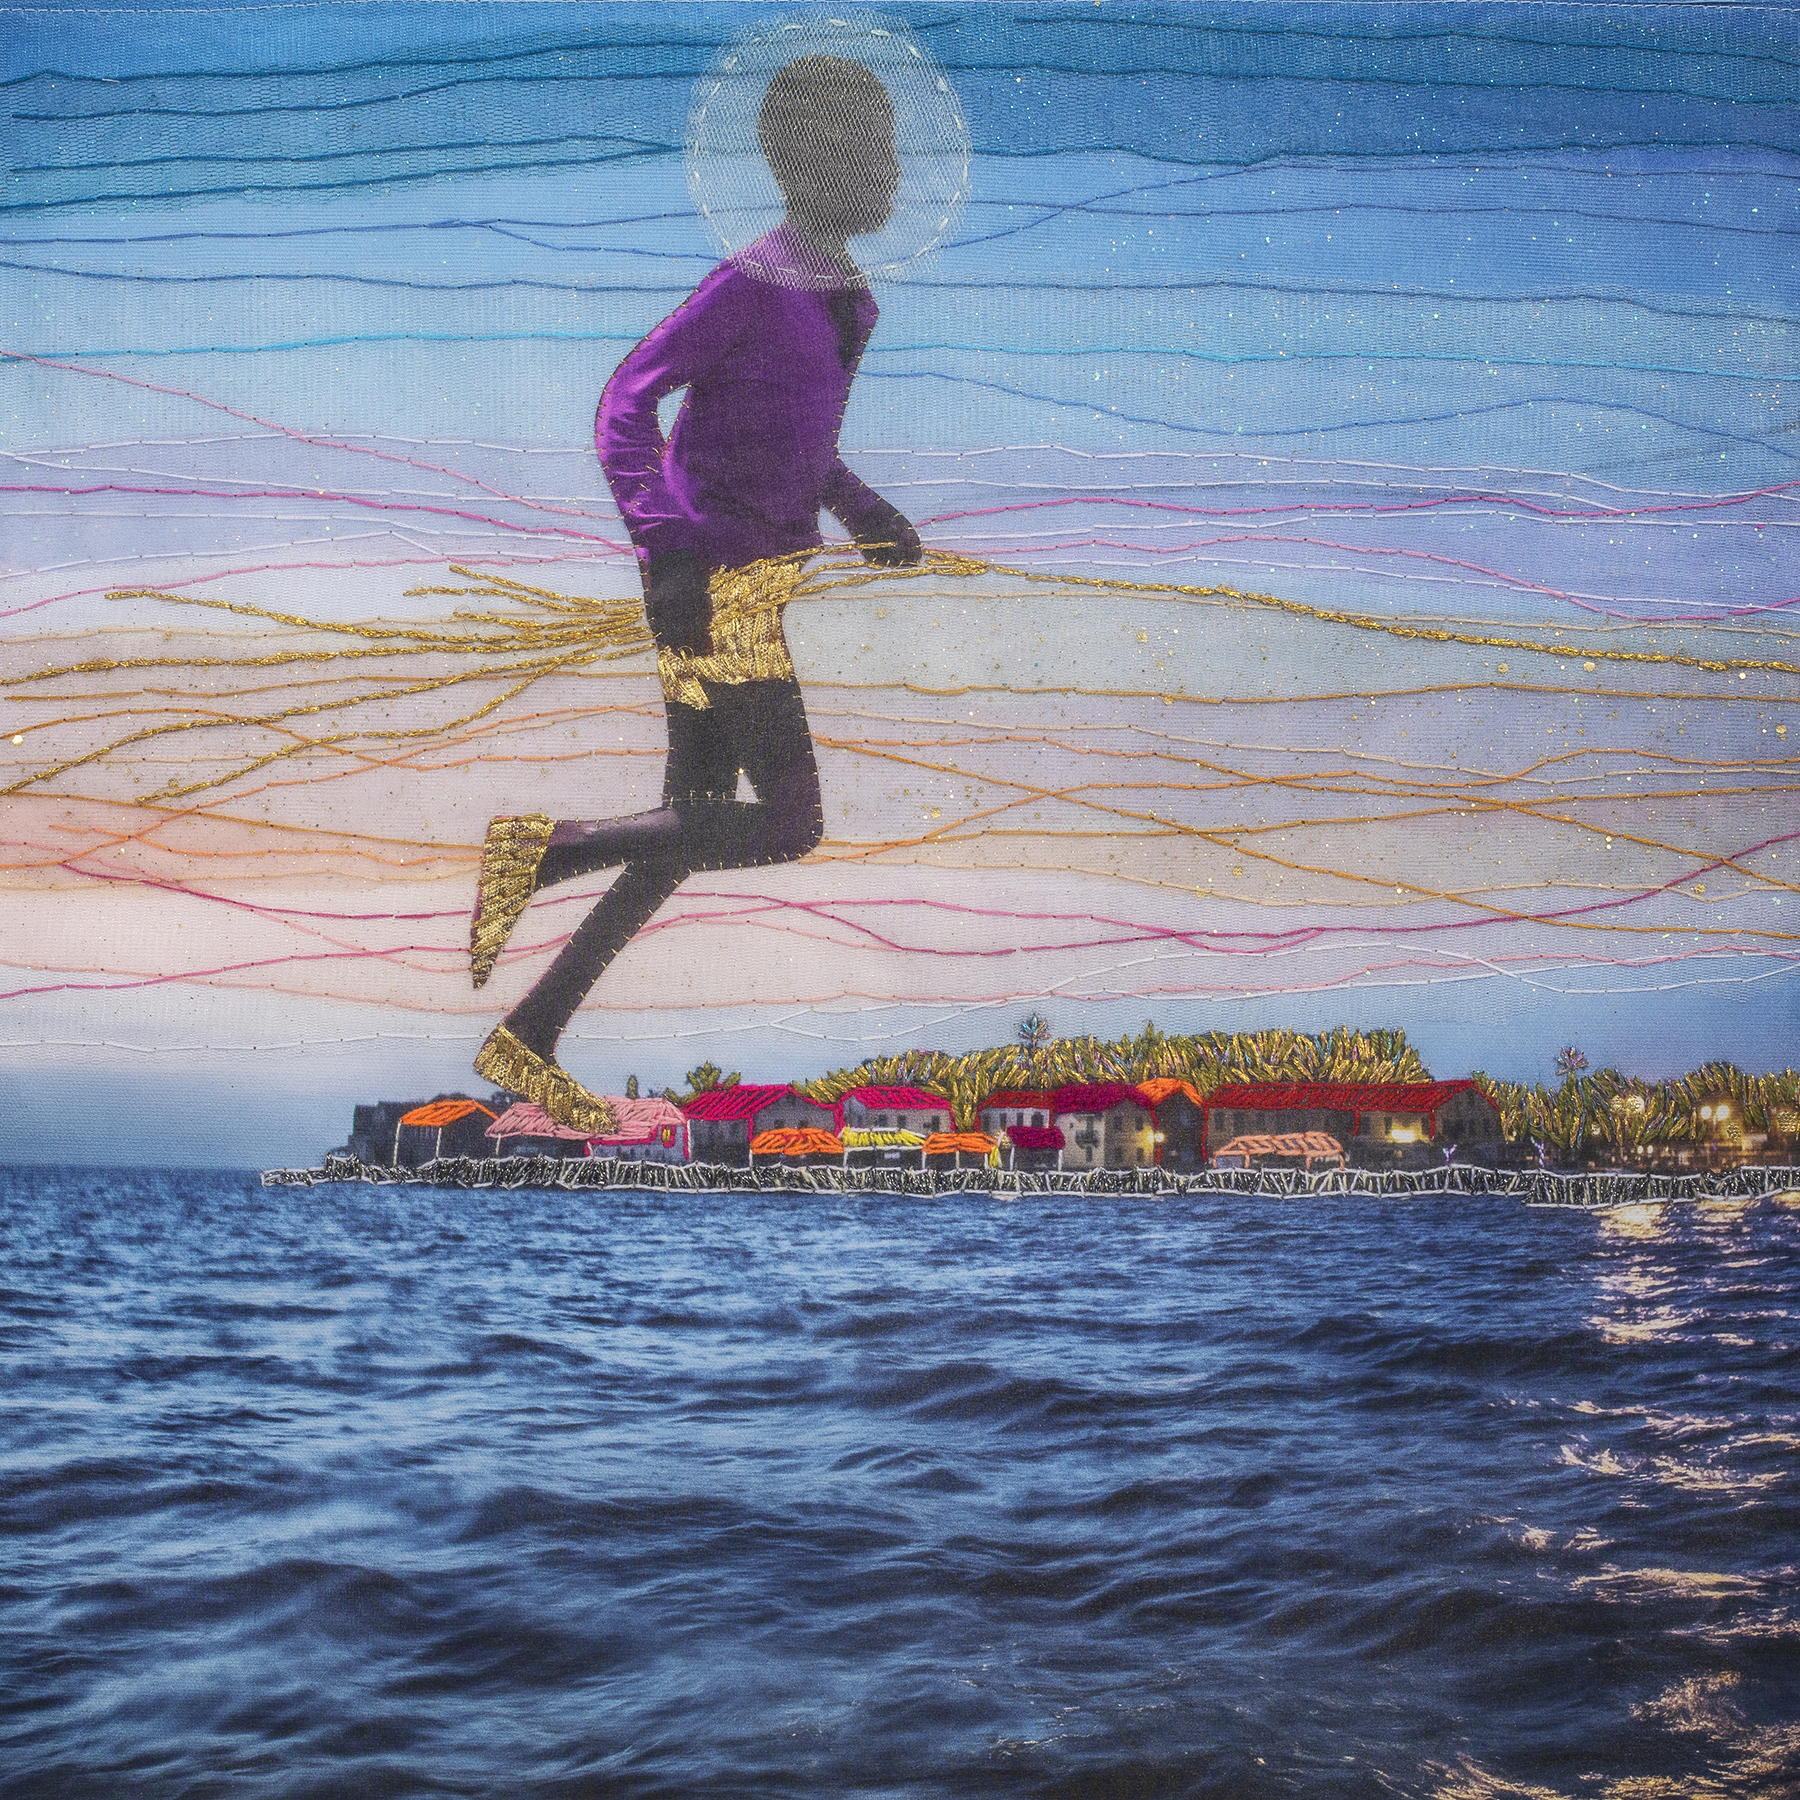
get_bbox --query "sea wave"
[0,1170,1794,1797]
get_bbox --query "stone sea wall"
[262,1153,1800,1209]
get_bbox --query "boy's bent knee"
[764,805,823,865]
[791,808,825,860]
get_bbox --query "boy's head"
[758,56,899,243]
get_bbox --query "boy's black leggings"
[502,676,823,1058]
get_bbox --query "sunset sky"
[3,1,1795,1164]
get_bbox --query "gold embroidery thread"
[472,1025,618,1135]
[470,813,554,989]
[655,557,806,708]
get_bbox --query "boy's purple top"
[597,225,887,571]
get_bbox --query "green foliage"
[1470,1071,1527,1143]
[785,1024,1799,1151]
[625,1074,639,1100]
[1525,1076,1590,1159]
[800,1047,963,1108]
[671,1060,740,1104]
[1471,1058,1800,1163]
[1584,1069,1677,1161]
[798,1021,1433,1129]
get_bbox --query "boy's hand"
[644,550,712,654]
[850,497,922,568]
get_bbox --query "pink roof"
[1053,1083,1155,1115]
[486,1101,594,1143]
[979,1090,1058,1111]
[681,1084,820,1123]
[841,1086,949,1111]
[592,1095,688,1145]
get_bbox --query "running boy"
[469,55,922,1128]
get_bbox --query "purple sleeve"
[819,461,891,537]
[596,268,751,560]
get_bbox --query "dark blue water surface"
[2,1172,1796,1799]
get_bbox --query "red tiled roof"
[1004,1124,1066,1151]
[1204,1080,1492,1115]
[1053,1083,1154,1115]
[841,1086,949,1111]
[681,1083,798,1122]
[979,1089,1058,1112]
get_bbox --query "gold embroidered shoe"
[473,1025,617,1135]
[470,813,553,988]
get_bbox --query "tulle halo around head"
[685,13,970,289]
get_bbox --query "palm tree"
[1471,1071,1526,1144]
[1014,1014,1054,1090]
[671,1060,739,1104]
[1526,1078,1588,1164]
[1587,1068,1664,1164]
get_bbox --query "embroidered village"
[312,1022,1800,1189]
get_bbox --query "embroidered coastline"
[265,1024,1800,1201]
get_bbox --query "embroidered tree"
[1670,1060,1752,1147]
[1012,1013,1055,1089]
[677,1061,740,1102]
[1586,1068,1670,1163]
[1470,1071,1526,1144]
[1524,1078,1588,1164]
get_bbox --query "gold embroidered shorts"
[656,556,803,709]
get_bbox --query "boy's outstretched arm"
[822,464,922,568]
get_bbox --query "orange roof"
[921,1132,998,1156]
[1212,1132,1344,1159]
[1137,1077,1204,1109]
[749,1127,844,1157]
[400,1098,497,1129]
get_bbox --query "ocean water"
[1,1170,1796,1799]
